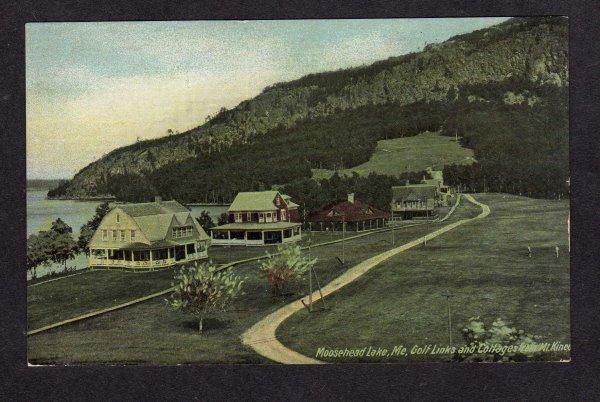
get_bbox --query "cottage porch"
[210,223,301,246]
[88,242,208,269]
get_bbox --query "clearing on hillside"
[311,131,475,180]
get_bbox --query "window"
[131,230,136,240]
[119,230,125,241]
[234,213,242,223]
[172,226,193,238]
[116,214,120,223]
[281,210,286,221]
[102,229,108,241]
[112,230,117,241]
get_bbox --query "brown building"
[306,193,390,231]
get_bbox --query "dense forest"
[47,17,569,207]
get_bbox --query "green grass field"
[311,131,475,179]
[277,193,570,362]
[26,231,353,331]
[28,211,466,364]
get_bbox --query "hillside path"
[240,194,491,364]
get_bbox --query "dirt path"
[240,194,490,364]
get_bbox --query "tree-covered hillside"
[48,16,568,204]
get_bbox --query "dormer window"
[172,226,193,238]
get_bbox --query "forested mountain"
[48,17,568,204]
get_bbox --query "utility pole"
[308,235,313,312]
[342,215,346,264]
[442,292,454,345]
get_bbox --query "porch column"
[261,231,265,244]
[281,229,284,243]
[167,248,171,259]
[131,251,135,262]
[227,230,231,245]
[244,231,247,245]
[184,245,188,259]
[149,250,153,266]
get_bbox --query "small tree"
[260,244,317,297]
[217,212,229,226]
[26,232,52,279]
[168,263,244,334]
[48,231,77,272]
[196,211,215,231]
[78,202,111,254]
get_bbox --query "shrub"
[260,244,317,297]
[456,317,543,362]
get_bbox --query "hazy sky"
[26,18,509,179]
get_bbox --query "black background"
[1,0,599,399]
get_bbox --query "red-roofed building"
[306,193,390,231]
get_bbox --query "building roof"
[228,191,280,212]
[392,184,437,202]
[228,191,299,211]
[212,221,301,231]
[116,200,190,217]
[110,200,209,245]
[281,194,299,208]
[307,198,390,223]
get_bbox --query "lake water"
[26,189,229,279]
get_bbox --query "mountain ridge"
[49,16,568,201]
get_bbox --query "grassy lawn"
[27,204,473,364]
[28,269,177,329]
[27,224,412,332]
[312,131,474,179]
[277,193,570,362]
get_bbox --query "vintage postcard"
[26,17,569,364]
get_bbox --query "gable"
[90,208,150,247]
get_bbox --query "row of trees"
[26,202,111,279]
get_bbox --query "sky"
[26,17,510,179]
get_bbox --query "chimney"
[347,193,355,204]
[155,196,162,203]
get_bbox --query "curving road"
[241,194,491,364]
